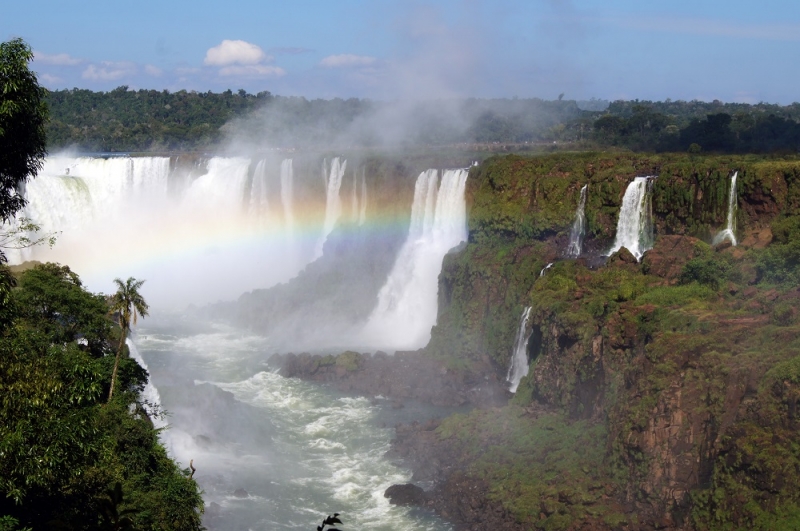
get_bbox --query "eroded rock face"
[642,235,703,282]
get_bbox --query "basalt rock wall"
[416,152,800,530]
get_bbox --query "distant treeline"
[44,87,800,153]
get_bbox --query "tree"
[0,38,48,229]
[108,277,149,401]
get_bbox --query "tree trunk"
[108,327,127,402]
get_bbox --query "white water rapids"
[135,323,450,531]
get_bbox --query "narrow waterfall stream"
[712,171,738,246]
[566,184,587,258]
[507,307,533,393]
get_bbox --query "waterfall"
[351,171,359,221]
[607,177,655,261]
[9,155,320,308]
[712,171,738,246]
[359,168,367,226]
[540,262,553,277]
[313,157,346,260]
[361,168,468,350]
[280,158,295,235]
[127,338,167,430]
[507,306,533,393]
[249,159,270,219]
[566,184,587,258]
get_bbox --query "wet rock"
[233,488,248,498]
[740,228,774,250]
[713,240,733,252]
[607,246,638,267]
[384,483,427,506]
[271,349,508,409]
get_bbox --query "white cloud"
[319,54,377,68]
[82,62,137,81]
[218,65,286,77]
[38,73,63,85]
[144,64,163,77]
[205,40,268,66]
[33,51,82,66]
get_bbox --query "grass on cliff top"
[436,407,629,530]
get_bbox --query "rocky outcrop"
[272,350,509,408]
[642,235,703,281]
[409,153,800,530]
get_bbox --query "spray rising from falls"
[127,338,167,430]
[361,168,468,350]
[712,171,738,246]
[507,307,533,393]
[313,157,346,260]
[11,155,317,308]
[566,185,588,258]
[607,177,655,262]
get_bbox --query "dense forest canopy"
[44,87,800,154]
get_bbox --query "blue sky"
[4,0,800,103]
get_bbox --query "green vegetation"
[424,151,800,529]
[0,38,201,531]
[436,408,627,529]
[0,39,48,230]
[44,87,800,154]
[108,277,149,401]
[0,263,203,530]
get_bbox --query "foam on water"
[135,329,449,531]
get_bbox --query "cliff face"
[420,153,800,530]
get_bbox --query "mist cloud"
[320,54,377,68]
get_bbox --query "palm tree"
[108,277,149,402]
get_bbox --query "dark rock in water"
[233,488,248,498]
[713,240,733,251]
[272,349,508,409]
[385,483,427,506]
